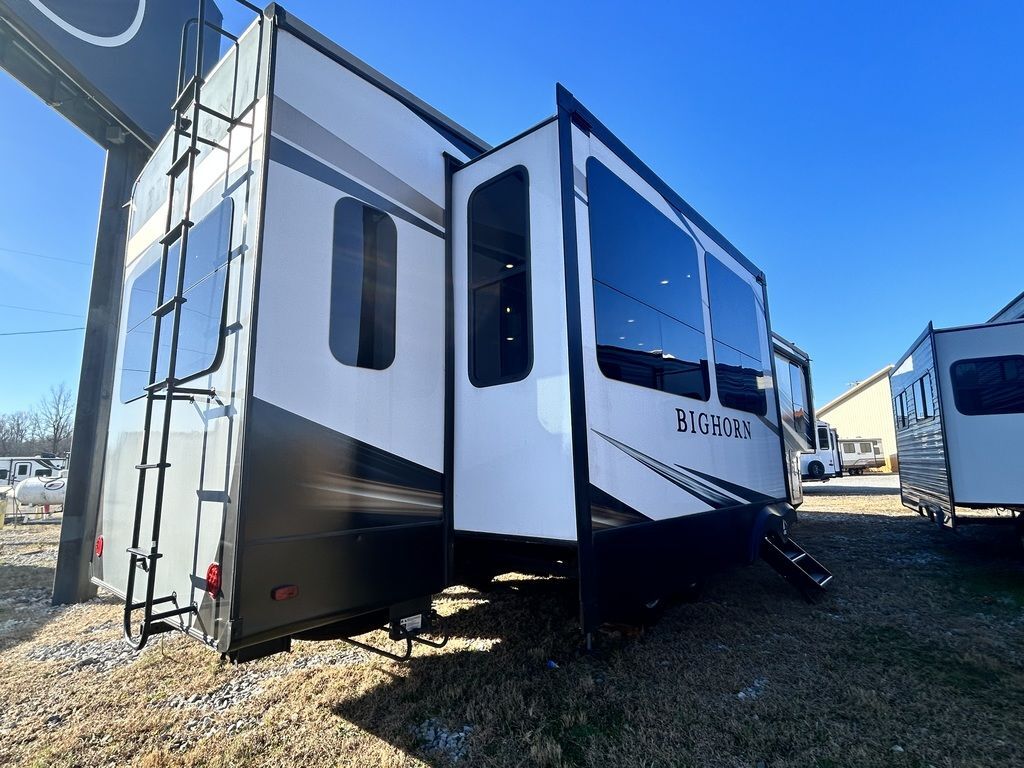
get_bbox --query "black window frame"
[329,196,399,371]
[467,165,533,388]
[586,158,709,402]
[0,469,7,481]
[705,252,768,417]
[950,354,1024,416]
[914,373,935,420]
[15,463,29,477]
[817,426,830,451]
[119,198,234,404]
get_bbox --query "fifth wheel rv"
[91,2,831,662]
[891,318,1024,542]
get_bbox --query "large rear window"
[951,355,1024,415]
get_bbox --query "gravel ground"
[1,487,1022,767]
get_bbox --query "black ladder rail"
[122,0,263,651]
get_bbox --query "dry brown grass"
[2,487,1023,768]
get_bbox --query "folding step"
[761,535,832,601]
[135,462,170,471]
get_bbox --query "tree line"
[0,382,75,456]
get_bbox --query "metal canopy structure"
[0,0,221,604]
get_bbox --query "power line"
[0,302,83,319]
[0,246,91,267]
[0,327,85,337]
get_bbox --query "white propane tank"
[14,476,67,506]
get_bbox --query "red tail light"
[271,584,298,601]
[206,562,221,597]
[94,536,104,557]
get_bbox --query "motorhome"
[91,2,830,662]
[892,319,1024,539]
[838,438,885,474]
[800,421,842,480]
[0,456,65,486]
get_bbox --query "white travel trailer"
[91,2,830,662]
[800,421,842,480]
[837,437,884,474]
[891,318,1024,539]
[0,456,65,486]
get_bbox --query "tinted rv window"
[587,158,708,400]
[468,167,531,386]
[118,200,233,403]
[915,373,935,419]
[951,355,1024,415]
[817,426,830,450]
[842,442,855,454]
[894,391,908,429]
[789,362,811,445]
[0,469,7,480]
[859,442,872,453]
[331,198,398,370]
[706,255,767,415]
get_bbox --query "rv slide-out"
[91,3,830,661]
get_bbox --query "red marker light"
[94,536,104,557]
[271,584,298,601]
[206,562,221,598]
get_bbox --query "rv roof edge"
[554,83,765,281]
[268,3,490,157]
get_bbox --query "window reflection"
[587,158,708,401]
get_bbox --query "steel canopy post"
[52,138,147,605]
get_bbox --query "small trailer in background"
[837,438,884,475]
[891,318,1024,541]
[800,421,842,480]
[0,456,65,486]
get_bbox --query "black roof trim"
[988,289,1024,323]
[268,4,490,158]
[555,84,764,281]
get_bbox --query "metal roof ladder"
[122,0,264,651]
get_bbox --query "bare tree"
[0,411,33,454]
[32,383,75,455]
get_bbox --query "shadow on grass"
[802,485,900,497]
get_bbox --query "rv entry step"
[760,535,832,601]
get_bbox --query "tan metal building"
[817,366,898,471]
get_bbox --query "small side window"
[817,426,830,451]
[468,167,532,387]
[842,443,856,455]
[859,441,873,453]
[330,198,398,370]
[15,463,29,477]
[894,391,908,429]
[0,469,8,481]
[915,373,935,420]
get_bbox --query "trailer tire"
[808,461,825,480]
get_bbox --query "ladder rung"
[160,219,194,246]
[150,604,197,623]
[173,75,205,113]
[167,147,200,178]
[173,387,216,398]
[135,462,170,470]
[229,243,249,259]
[129,595,175,610]
[126,546,162,560]
[144,378,175,393]
[152,296,186,318]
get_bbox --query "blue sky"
[1,0,1021,413]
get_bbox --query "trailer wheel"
[808,461,825,480]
